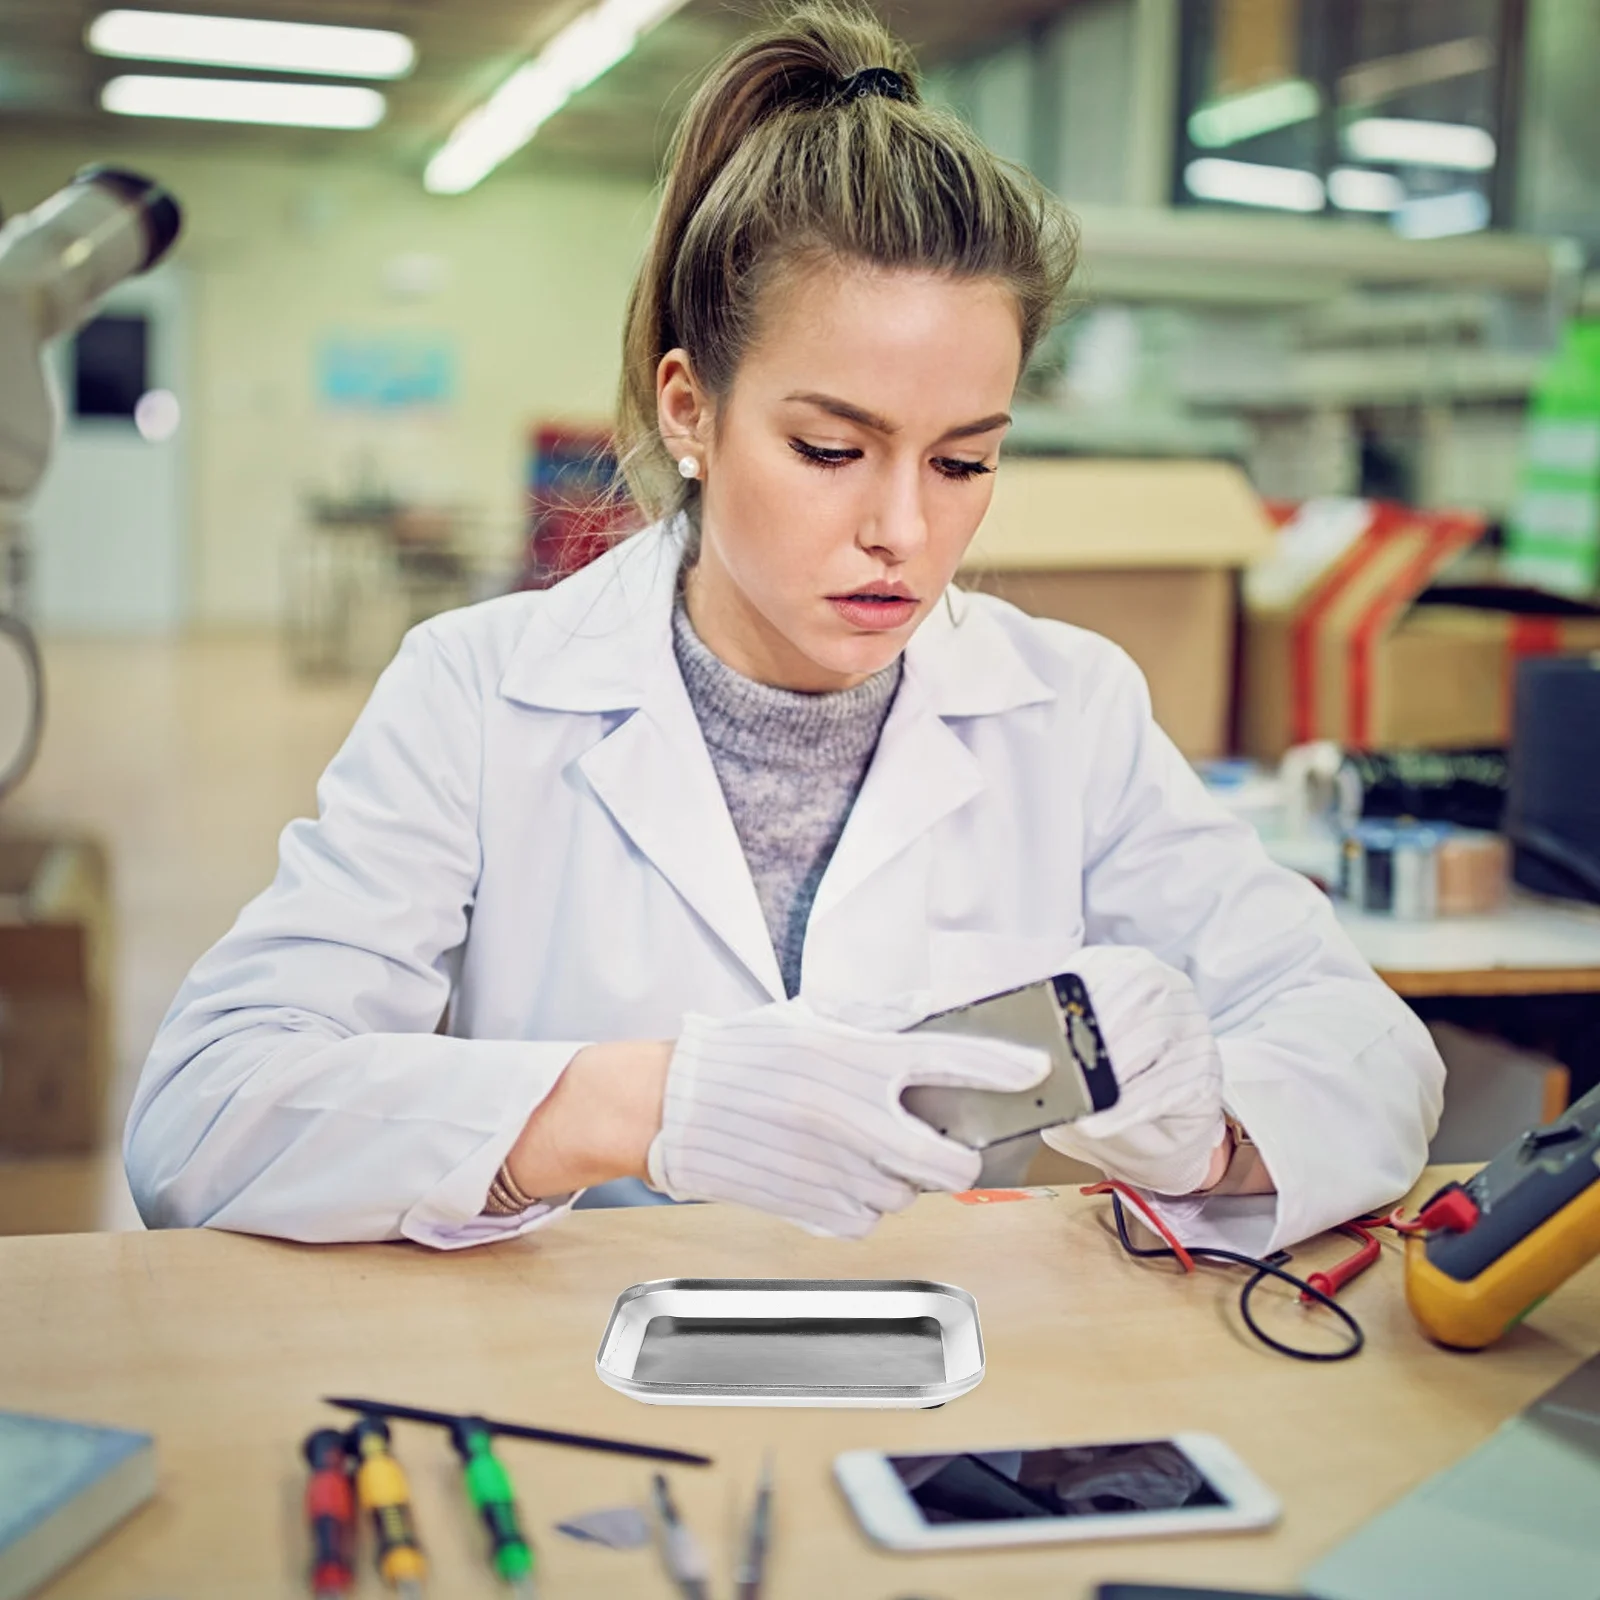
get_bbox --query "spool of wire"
[1340,820,1505,918]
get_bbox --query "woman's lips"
[827,593,919,631]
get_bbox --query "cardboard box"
[961,459,1274,757]
[0,837,113,1154]
[1241,499,1600,759]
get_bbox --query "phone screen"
[887,1442,1229,1524]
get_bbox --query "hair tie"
[833,66,910,105]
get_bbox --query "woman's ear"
[656,349,710,474]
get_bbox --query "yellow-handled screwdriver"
[348,1416,427,1600]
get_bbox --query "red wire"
[1083,1181,1477,1310]
[1082,1184,1391,1303]
[1080,1181,1197,1273]
[1382,1181,1482,1237]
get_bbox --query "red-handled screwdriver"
[302,1427,356,1599]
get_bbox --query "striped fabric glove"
[646,999,1050,1239]
[1040,945,1227,1197]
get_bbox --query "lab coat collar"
[497,521,1057,1003]
[497,520,1057,720]
[498,520,685,714]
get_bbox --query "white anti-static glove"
[1040,945,1227,1197]
[646,999,1050,1239]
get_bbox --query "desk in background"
[1262,829,1600,1131]
[1262,828,1600,1000]
[1339,895,1600,1140]
[3,1173,1596,1599]
[1337,896,1600,1000]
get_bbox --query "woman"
[125,4,1442,1254]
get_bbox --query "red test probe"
[1084,1178,1495,1362]
[1084,1180,1370,1360]
[1300,1224,1382,1303]
[1294,1188,1484,1304]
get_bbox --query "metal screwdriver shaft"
[347,1416,427,1600]
[735,1452,774,1600]
[448,1417,538,1599]
[323,1395,711,1466]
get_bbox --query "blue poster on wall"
[318,335,455,409]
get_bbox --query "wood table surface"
[3,1174,1597,1600]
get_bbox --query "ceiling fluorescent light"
[425,0,690,195]
[1327,166,1405,212]
[88,10,414,79]
[102,75,386,128]
[1394,190,1491,239]
[1184,158,1325,213]
[1345,118,1496,171]
[1188,78,1320,148]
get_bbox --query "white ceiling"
[0,0,1076,179]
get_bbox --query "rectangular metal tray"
[595,1278,984,1408]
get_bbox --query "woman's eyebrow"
[783,392,1012,441]
[941,412,1012,441]
[785,391,897,433]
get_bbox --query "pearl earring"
[677,456,700,480]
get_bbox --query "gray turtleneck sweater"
[672,598,901,997]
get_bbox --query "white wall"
[0,134,656,628]
[926,0,1174,209]
[31,262,191,632]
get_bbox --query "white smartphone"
[834,1435,1281,1551]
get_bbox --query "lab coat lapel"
[578,671,787,1002]
[809,671,985,922]
[811,591,1054,920]
[804,593,1056,1014]
[497,524,786,1001]
[799,675,984,1017]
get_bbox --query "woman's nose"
[860,458,929,561]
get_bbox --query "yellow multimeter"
[1406,1082,1600,1350]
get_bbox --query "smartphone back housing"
[902,974,1118,1152]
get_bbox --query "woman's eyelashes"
[932,456,997,481]
[788,439,997,480]
[789,439,862,469]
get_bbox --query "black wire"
[1108,1192,1366,1363]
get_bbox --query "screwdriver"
[347,1415,427,1600]
[734,1453,774,1600]
[651,1472,709,1600]
[449,1416,538,1599]
[302,1427,356,1600]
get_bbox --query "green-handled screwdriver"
[448,1416,537,1599]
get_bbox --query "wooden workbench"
[1264,834,1600,1002]
[3,1176,1596,1599]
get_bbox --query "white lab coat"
[126,521,1443,1253]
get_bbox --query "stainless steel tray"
[595,1278,984,1408]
